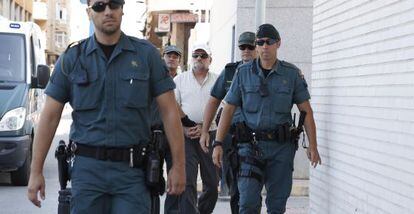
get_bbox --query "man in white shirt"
[173,44,219,214]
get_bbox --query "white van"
[0,21,50,186]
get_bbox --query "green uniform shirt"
[45,33,175,146]
[224,58,310,130]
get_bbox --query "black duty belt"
[72,143,147,168]
[234,123,292,142]
[253,128,291,141]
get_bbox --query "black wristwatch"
[212,140,223,148]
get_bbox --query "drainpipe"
[255,0,266,28]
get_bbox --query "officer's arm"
[156,91,185,167]
[297,101,317,149]
[201,96,221,134]
[297,100,322,167]
[177,104,186,118]
[31,96,64,175]
[215,102,237,142]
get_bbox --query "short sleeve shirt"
[224,59,310,131]
[174,71,218,130]
[45,33,175,146]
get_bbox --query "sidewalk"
[198,179,310,213]
[214,195,309,214]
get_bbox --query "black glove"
[181,115,197,127]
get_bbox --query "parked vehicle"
[0,21,50,186]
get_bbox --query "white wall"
[121,1,146,38]
[310,0,414,213]
[69,0,88,42]
[147,0,211,12]
[209,0,237,74]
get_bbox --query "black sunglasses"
[192,53,209,59]
[239,45,255,51]
[89,1,122,13]
[256,39,278,46]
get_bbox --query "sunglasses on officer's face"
[192,53,209,59]
[256,39,278,46]
[239,45,255,51]
[88,1,122,13]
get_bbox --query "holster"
[146,129,166,196]
[234,122,253,142]
[55,140,72,214]
[227,137,240,172]
[151,125,169,158]
[55,140,70,190]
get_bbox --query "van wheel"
[11,141,32,186]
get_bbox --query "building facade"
[45,0,70,65]
[0,0,32,21]
[144,0,212,71]
[310,0,414,213]
[209,0,313,182]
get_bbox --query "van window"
[0,33,25,82]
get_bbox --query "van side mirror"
[32,64,50,89]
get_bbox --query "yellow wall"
[14,0,33,14]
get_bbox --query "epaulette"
[61,39,86,76]
[280,61,306,79]
[127,35,153,47]
[280,60,299,70]
[63,39,86,54]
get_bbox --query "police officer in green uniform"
[212,24,322,213]
[200,31,256,214]
[27,0,186,213]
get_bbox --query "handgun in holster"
[233,122,253,142]
[146,130,166,196]
[55,140,71,214]
[290,111,307,150]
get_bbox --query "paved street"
[0,106,308,214]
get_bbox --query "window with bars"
[55,32,66,48]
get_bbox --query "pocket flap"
[243,85,260,93]
[120,71,149,80]
[277,86,291,94]
[69,63,98,84]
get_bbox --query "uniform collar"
[253,58,281,78]
[86,32,136,56]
